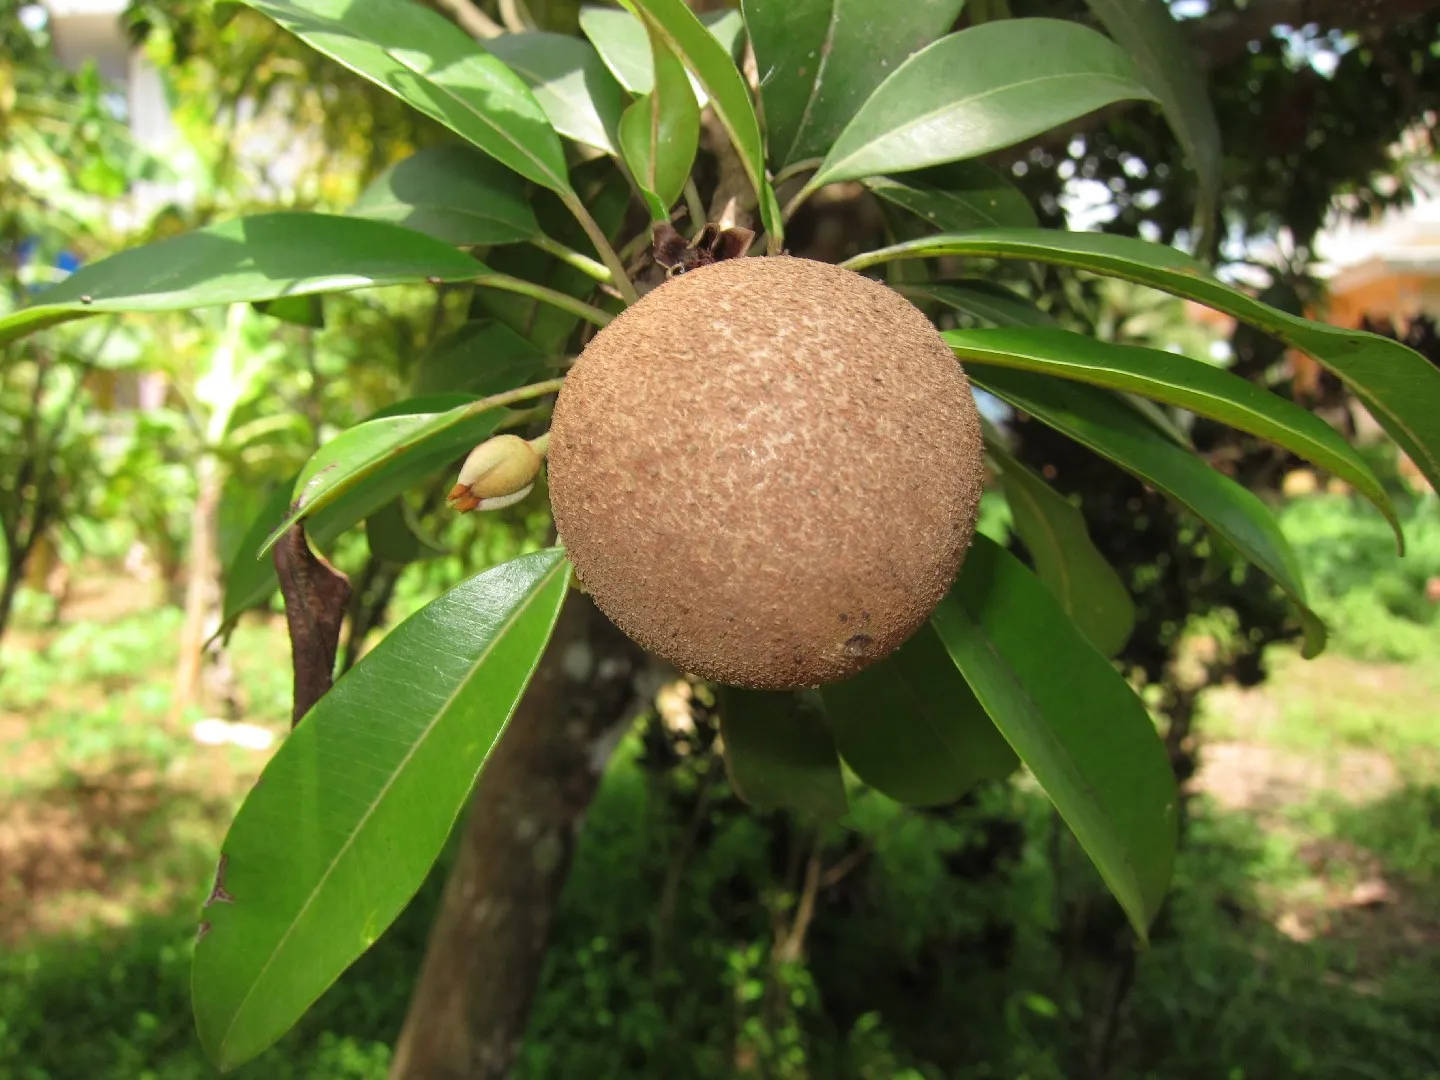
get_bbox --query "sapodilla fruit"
[547,255,983,690]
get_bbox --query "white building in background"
[1315,187,1440,329]
[40,0,172,148]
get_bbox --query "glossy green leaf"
[259,400,510,556]
[253,293,325,328]
[1081,0,1221,252]
[578,5,741,103]
[985,439,1134,656]
[974,365,1326,656]
[947,325,1400,541]
[865,162,1037,232]
[807,19,1154,190]
[217,396,485,631]
[0,214,480,346]
[843,228,1440,501]
[618,21,700,219]
[192,550,572,1070]
[619,0,782,242]
[930,535,1177,939]
[821,625,1017,806]
[485,31,627,155]
[350,145,540,246]
[896,280,1053,328]
[411,319,548,396]
[743,0,964,169]
[719,689,847,821]
[241,0,571,194]
[364,499,443,563]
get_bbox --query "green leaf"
[242,0,571,194]
[807,19,1155,189]
[578,5,741,103]
[0,214,480,346]
[821,625,1016,806]
[896,280,1053,328]
[974,365,1326,656]
[618,21,700,220]
[192,550,572,1070]
[364,499,443,563]
[864,162,1037,232]
[485,31,627,155]
[619,0,782,242]
[985,439,1134,656]
[1080,0,1221,252]
[350,145,541,246]
[259,400,510,556]
[947,325,1400,541]
[930,535,1177,939]
[253,293,325,328]
[475,159,630,352]
[218,395,492,631]
[743,0,965,168]
[411,319,548,396]
[718,688,847,821]
[843,227,1440,505]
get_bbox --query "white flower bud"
[447,434,543,512]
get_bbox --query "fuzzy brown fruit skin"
[547,255,983,690]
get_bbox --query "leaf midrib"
[214,556,566,1058]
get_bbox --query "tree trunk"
[387,592,649,1080]
[173,451,222,717]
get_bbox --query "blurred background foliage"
[1,0,1438,1076]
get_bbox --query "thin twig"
[433,0,504,37]
[473,273,614,327]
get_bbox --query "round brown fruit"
[547,255,983,690]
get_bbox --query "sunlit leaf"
[743,0,964,168]
[807,20,1154,189]
[844,227,1440,507]
[618,21,700,219]
[0,214,480,345]
[350,145,541,246]
[619,0,782,241]
[485,32,627,155]
[242,0,571,193]
[193,550,572,1070]
[579,4,741,104]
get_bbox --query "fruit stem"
[772,158,822,187]
[472,273,614,327]
[527,431,550,457]
[462,377,566,420]
[559,190,640,304]
[683,179,706,237]
[530,235,612,283]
